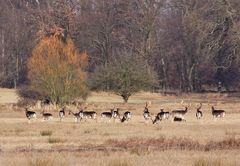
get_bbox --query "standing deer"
[79,109,97,121]
[101,108,116,122]
[41,111,53,121]
[171,100,190,121]
[196,103,203,119]
[112,108,121,121]
[212,106,225,118]
[59,107,65,122]
[143,107,151,120]
[25,108,37,123]
[68,111,81,122]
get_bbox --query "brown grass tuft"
[105,137,201,151]
[193,158,223,166]
[48,137,66,144]
[40,130,53,136]
[204,137,240,151]
[108,160,131,166]
[27,158,55,166]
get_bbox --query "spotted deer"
[212,106,225,118]
[196,103,203,119]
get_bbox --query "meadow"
[0,89,240,166]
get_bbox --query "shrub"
[40,130,53,136]
[91,54,156,102]
[193,158,222,166]
[27,35,88,105]
[48,137,65,144]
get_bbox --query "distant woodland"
[0,0,240,94]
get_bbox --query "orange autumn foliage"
[27,36,88,104]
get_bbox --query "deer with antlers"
[171,100,190,121]
[211,106,226,118]
[196,103,203,119]
[143,101,152,121]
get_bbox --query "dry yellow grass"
[0,90,240,165]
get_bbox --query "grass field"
[0,90,240,165]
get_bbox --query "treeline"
[0,0,240,92]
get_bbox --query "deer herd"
[25,100,226,124]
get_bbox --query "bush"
[27,36,88,105]
[91,54,156,102]
[40,130,53,136]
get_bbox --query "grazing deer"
[68,111,81,122]
[59,107,65,122]
[212,106,225,118]
[171,100,190,121]
[196,103,203,119]
[41,111,53,121]
[173,117,186,122]
[25,108,37,123]
[152,109,170,124]
[121,111,132,123]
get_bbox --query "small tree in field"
[91,55,156,103]
[27,36,88,105]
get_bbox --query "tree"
[91,54,156,102]
[27,35,88,105]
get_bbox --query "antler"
[197,103,202,110]
[146,101,152,108]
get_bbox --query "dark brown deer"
[152,109,170,124]
[121,111,132,123]
[212,106,225,118]
[79,109,97,121]
[25,108,37,123]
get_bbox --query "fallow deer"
[41,111,53,121]
[25,108,37,123]
[171,100,190,121]
[68,111,81,122]
[79,109,97,121]
[212,106,225,118]
[121,111,132,123]
[59,107,65,122]
[196,103,203,119]
[152,109,170,124]
[173,116,186,122]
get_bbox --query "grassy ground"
[0,90,240,165]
